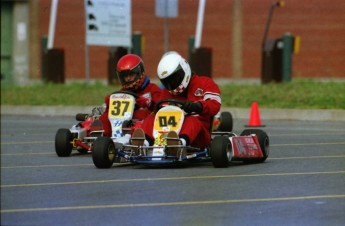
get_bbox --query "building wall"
[36,0,345,81]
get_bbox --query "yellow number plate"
[154,110,183,132]
[108,94,135,120]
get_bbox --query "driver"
[99,54,161,137]
[131,51,221,153]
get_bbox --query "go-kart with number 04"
[54,91,139,157]
[92,99,269,168]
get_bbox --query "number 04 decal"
[154,110,183,132]
[158,116,177,127]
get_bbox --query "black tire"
[55,128,73,157]
[217,111,233,132]
[240,129,269,163]
[92,137,116,168]
[211,135,232,168]
[75,113,89,121]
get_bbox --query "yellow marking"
[269,155,345,160]
[1,155,344,169]
[269,132,345,137]
[1,194,344,213]
[294,35,300,54]
[271,142,345,147]
[1,171,344,188]
[1,152,55,156]
[1,141,53,145]
[1,164,93,169]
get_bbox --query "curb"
[1,105,344,122]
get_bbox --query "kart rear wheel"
[217,112,233,132]
[211,135,232,168]
[55,128,73,157]
[240,129,269,163]
[92,137,116,168]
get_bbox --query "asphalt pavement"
[1,105,344,122]
[1,115,344,226]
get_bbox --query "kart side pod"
[211,129,269,167]
[232,129,270,163]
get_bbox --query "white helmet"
[157,51,191,95]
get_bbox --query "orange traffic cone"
[246,101,265,127]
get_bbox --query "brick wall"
[38,0,345,80]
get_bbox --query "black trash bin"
[108,47,128,85]
[43,48,65,83]
[190,47,212,77]
[261,33,294,84]
[261,38,283,83]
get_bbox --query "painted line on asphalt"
[1,194,344,213]
[0,153,345,169]
[269,132,345,137]
[271,142,345,147]
[2,140,345,147]
[269,155,345,160]
[1,155,344,169]
[2,171,344,188]
[1,141,53,145]
[1,152,56,156]
[1,164,93,169]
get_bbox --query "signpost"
[155,0,178,52]
[84,0,131,81]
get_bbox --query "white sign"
[85,0,131,47]
[155,0,178,18]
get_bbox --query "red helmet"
[116,54,145,90]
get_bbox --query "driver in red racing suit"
[132,51,221,150]
[99,54,161,137]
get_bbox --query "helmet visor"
[160,65,185,91]
[117,67,141,86]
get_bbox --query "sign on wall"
[155,0,178,18]
[85,0,131,47]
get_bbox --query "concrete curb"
[1,105,344,122]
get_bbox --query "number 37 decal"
[108,100,133,118]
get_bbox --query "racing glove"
[183,101,203,114]
[136,96,151,108]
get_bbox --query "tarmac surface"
[1,114,345,226]
[1,105,345,122]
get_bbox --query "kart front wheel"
[211,135,232,168]
[55,128,73,157]
[217,111,233,132]
[92,137,116,168]
[241,129,269,163]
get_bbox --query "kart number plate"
[108,93,135,120]
[154,110,183,132]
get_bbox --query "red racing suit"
[100,78,161,137]
[141,75,221,148]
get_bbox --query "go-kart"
[92,99,269,168]
[54,91,138,157]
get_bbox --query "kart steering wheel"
[111,90,140,99]
[155,99,187,113]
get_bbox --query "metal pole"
[232,0,242,78]
[164,0,168,52]
[47,0,58,49]
[164,16,168,52]
[84,0,90,83]
[194,0,206,49]
[262,1,284,48]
